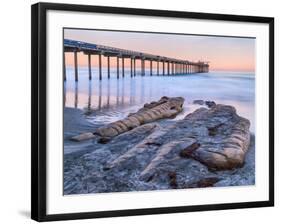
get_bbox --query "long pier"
[64,39,209,81]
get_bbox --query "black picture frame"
[31,2,274,222]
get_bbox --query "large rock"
[95,96,184,138]
[178,105,250,170]
[72,96,184,141]
[105,104,250,175]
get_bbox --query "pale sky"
[64,29,255,72]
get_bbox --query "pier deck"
[64,39,209,81]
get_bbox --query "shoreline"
[64,71,255,133]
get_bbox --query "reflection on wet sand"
[63,68,255,132]
[116,79,119,106]
[121,79,125,105]
[130,78,136,105]
[98,82,102,110]
[74,82,78,109]
[64,77,149,112]
[87,82,91,110]
[107,81,110,108]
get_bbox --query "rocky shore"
[64,97,255,195]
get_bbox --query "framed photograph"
[31,2,274,222]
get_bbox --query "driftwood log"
[71,96,184,141]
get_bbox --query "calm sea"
[64,67,255,133]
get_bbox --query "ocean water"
[64,67,255,133]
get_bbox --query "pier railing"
[64,39,209,81]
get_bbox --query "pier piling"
[150,60,152,76]
[98,54,102,80]
[133,58,136,76]
[141,59,145,76]
[122,57,125,78]
[157,60,159,76]
[88,54,92,80]
[130,58,133,77]
[74,51,78,82]
[117,57,119,79]
[107,56,110,79]
[167,61,170,76]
